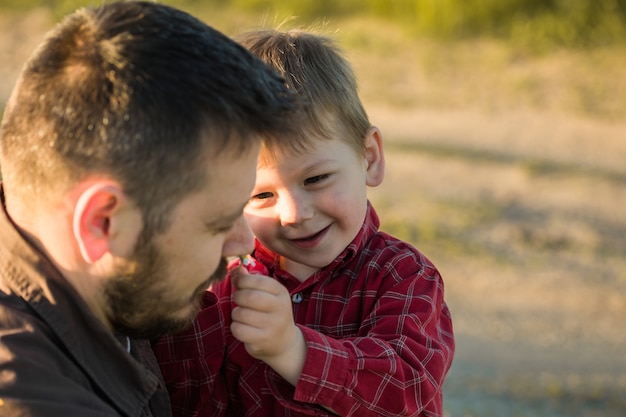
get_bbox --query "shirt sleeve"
[275,261,455,417]
[152,291,229,417]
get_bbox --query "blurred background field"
[1,1,625,416]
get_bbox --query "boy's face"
[245,128,384,280]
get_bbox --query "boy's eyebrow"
[301,159,335,173]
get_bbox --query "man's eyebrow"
[205,202,247,228]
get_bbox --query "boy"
[154,29,455,417]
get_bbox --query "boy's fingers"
[231,304,265,326]
[233,269,281,294]
[233,288,276,311]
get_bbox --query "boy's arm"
[229,262,340,416]
[257,263,454,417]
[291,267,454,417]
[228,257,454,417]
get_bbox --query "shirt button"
[291,292,303,304]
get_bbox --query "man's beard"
[103,238,228,340]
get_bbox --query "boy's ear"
[363,126,385,187]
[73,182,142,263]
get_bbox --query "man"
[0,1,293,416]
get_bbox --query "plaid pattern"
[153,204,454,417]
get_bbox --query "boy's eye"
[304,174,330,185]
[252,191,273,200]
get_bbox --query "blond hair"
[236,29,370,159]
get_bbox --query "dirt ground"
[367,106,626,417]
[2,8,625,417]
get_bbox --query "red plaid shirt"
[153,203,454,417]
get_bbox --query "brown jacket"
[0,189,172,417]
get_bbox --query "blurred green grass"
[1,0,626,120]
[1,0,626,49]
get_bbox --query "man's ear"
[73,182,142,263]
[364,126,385,187]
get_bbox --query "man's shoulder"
[0,288,61,357]
[0,283,37,327]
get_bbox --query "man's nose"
[222,216,255,257]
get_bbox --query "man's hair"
[235,29,370,156]
[0,1,293,232]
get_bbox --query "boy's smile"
[287,224,331,249]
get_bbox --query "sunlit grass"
[2,1,626,120]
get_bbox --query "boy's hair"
[236,29,370,157]
[0,1,293,234]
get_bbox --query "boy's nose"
[278,192,313,226]
[222,216,255,257]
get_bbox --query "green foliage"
[509,0,626,50]
[1,0,625,47]
[229,0,366,19]
[231,0,626,48]
[364,0,626,48]
[0,0,85,16]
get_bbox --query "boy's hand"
[230,268,306,385]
